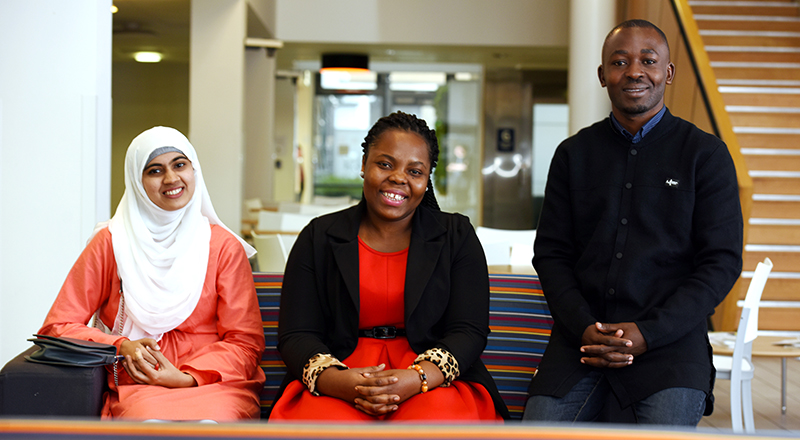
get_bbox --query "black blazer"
[276,201,509,418]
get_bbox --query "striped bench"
[256,272,551,420]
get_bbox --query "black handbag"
[25,334,121,368]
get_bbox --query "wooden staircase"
[692,0,800,332]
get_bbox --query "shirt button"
[608,288,615,295]
[616,252,623,259]
[625,182,632,189]
[631,149,638,156]
[621,218,628,225]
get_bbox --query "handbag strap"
[113,286,125,388]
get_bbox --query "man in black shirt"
[523,20,742,425]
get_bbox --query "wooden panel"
[752,177,800,194]
[744,250,800,272]
[666,31,700,120]
[748,223,800,244]
[730,112,800,128]
[723,92,800,107]
[713,67,800,80]
[751,200,800,218]
[744,154,800,171]
[736,132,800,149]
[691,5,800,16]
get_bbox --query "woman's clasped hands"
[119,338,197,388]
[316,361,443,416]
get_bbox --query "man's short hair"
[605,19,670,53]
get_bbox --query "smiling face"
[598,25,675,123]
[142,151,196,211]
[361,129,431,226]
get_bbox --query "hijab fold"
[99,127,255,341]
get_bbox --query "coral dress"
[269,238,500,421]
[39,226,266,421]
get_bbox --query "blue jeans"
[522,370,706,426]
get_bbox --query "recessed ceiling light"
[134,52,162,63]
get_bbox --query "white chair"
[712,257,773,433]
[313,195,352,206]
[243,198,263,221]
[251,231,289,272]
[475,227,536,267]
[256,211,314,233]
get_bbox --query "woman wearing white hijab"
[39,127,265,421]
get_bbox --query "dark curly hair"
[361,111,440,211]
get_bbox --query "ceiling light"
[320,54,369,73]
[111,5,118,13]
[134,52,162,63]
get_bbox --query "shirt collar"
[610,105,667,144]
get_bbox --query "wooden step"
[728,109,800,127]
[749,222,800,244]
[752,175,800,194]
[741,275,800,301]
[696,16,800,32]
[709,50,800,64]
[690,3,800,17]
[745,247,800,270]
[751,199,800,217]
[713,65,800,80]
[744,152,800,170]
[702,34,800,46]
[742,277,800,298]
[721,87,800,106]
[736,131,800,148]
[754,306,800,331]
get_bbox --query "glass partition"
[311,65,483,222]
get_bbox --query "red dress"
[269,238,500,421]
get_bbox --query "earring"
[426,187,429,192]
[360,171,365,178]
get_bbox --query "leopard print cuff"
[414,347,459,387]
[303,353,348,396]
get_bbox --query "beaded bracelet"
[414,347,459,387]
[407,363,429,393]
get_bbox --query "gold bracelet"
[407,364,429,393]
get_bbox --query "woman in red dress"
[270,112,507,421]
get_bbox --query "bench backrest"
[255,273,551,420]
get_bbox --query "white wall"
[275,0,567,47]
[0,0,112,365]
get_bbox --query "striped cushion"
[481,274,550,419]
[255,272,550,420]
[255,273,284,419]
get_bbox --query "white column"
[189,0,247,229]
[244,48,277,206]
[0,0,112,365]
[568,0,616,135]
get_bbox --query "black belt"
[358,326,406,339]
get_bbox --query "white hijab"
[100,127,255,341]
